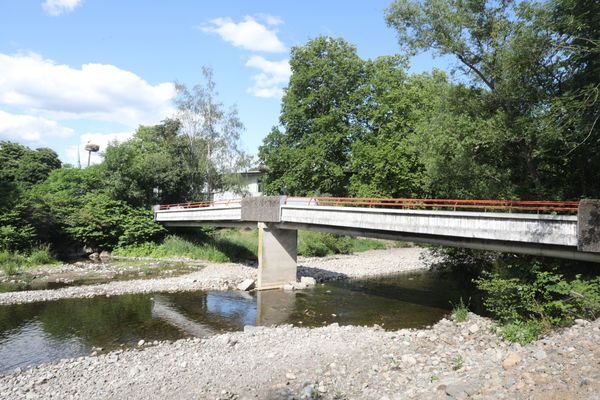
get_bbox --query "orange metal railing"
[284,197,579,213]
[158,198,242,210]
[158,197,579,213]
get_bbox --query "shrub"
[475,269,600,326]
[299,232,355,257]
[67,193,165,251]
[498,320,545,345]
[28,245,58,266]
[451,298,469,322]
[0,251,25,275]
[299,232,330,257]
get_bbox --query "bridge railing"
[158,198,242,210]
[285,197,579,213]
[157,197,579,213]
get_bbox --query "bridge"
[154,197,600,289]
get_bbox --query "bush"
[498,320,545,345]
[0,221,35,252]
[67,193,165,251]
[114,235,231,263]
[298,232,355,257]
[28,245,58,266]
[0,251,25,275]
[299,232,330,256]
[475,269,600,326]
[451,298,469,322]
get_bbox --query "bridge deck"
[154,196,600,263]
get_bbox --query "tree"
[174,67,250,200]
[385,0,600,199]
[23,165,108,247]
[348,57,431,198]
[65,193,165,251]
[0,141,61,209]
[104,119,192,207]
[384,0,555,198]
[260,36,368,196]
[545,0,600,197]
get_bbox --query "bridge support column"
[257,223,297,290]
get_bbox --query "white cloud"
[201,16,286,53]
[245,56,291,98]
[0,52,176,127]
[256,13,284,26]
[42,0,82,16]
[65,131,133,166]
[0,110,74,145]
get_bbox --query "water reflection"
[0,270,478,373]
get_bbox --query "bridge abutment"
[257,222,298,290]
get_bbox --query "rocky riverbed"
[0,247,428,305]
[1,314,598,399]
[2,247,597,399]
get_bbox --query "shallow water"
[0,270,478,373]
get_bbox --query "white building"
[212,168,265,201]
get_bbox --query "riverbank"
[0,247,428,305]
[1,313,597,399]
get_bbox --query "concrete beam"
[257,222,297,290]
[241,196,285,222]
[155,205,241,223]
[273,222,600,264]
[578,199,600,253]
[280,206,578,247]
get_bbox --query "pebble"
[502,352,522,370]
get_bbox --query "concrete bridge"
[154,197,600,289]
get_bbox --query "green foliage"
[475,268,600,326]
[348,238,387,253]
[451,298,469,322]
[28,245,58,266]
[260,36,369,196]
[451,355,464,371]
[0,141,61,209]
[66,193,165,251]
[298,233,329,257]
[114,235,231,263]
[298,232,353,257]
[385,0,600,199]
[103,119,192,207]
[497,320,545,346]
[0,220,35,252]
[0,251,22,275]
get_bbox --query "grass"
[0,246,59,275]
[114,228,393,262]
[451,298,470,322]
[28,245,58,266]
[451,355,464,370]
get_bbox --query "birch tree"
[174,67,250,200]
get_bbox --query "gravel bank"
[0,247,428,305]
[0,263,256,305]
[1,315,598,399]
[298,247,428,281]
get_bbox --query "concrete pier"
[257,223,297,290]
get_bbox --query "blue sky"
[0,0,447,165]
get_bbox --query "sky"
[0,0,448,165]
